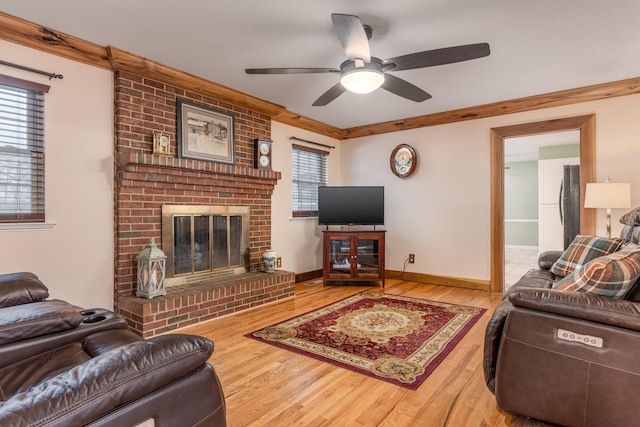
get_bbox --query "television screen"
[318,186,384,225]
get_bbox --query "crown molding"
[272,110,345,140]
[0,12,110,69]
[342,76,640,139]
[0,12,340,137]
[106,46,286,118]
[3,12,640,141]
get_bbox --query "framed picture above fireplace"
[176,98,235,164]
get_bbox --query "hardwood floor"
[179,279,552,426]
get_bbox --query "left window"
[0,75,48,223]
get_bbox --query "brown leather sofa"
[484,225,640,427]
[0,272,226,427]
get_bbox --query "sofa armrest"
[508,288,640,332]
[0,272,48,308]
[483,298,513,394]
[537,250,563,270]
[0,334,215,427]
[0,300,82,346]
[0,308,129,369]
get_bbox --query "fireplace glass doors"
[162,205,250,285]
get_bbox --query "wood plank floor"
[179,279,552,426]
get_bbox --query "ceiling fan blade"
[245,68,338,74]
[331,14,371,62]
[312,82,347,106]
[383,43,490,72]
[381,74,432,102]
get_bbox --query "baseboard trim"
[294,269,490,291]
[385,270,490,292]
[295,269,323,283]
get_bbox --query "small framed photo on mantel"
[176,98,235,164]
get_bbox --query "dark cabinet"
[322,230,385,287]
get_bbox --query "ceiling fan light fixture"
[340,69,385,94]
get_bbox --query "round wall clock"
[390,144,417,177]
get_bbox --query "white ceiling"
[1,0,640,129]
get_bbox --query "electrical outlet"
[276,257,282,268]
[409,254,415,264]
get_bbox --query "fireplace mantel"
[117,152,281,181]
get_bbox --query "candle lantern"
[136,237,167,299]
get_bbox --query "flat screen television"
[318,186,384,226]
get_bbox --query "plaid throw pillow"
[550,235,624,277]
[555,250,640,298]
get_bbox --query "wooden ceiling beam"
[106,46,286,118]
[0,12,338,136]
[342,76,640,139]
[0,12,111,70]
[272,110,345,140]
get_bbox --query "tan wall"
[339,94,640,281]
[0,40,114,309]
[269,122,341,275]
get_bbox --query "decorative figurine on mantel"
[262,249,276,273]
[137,237,167,298]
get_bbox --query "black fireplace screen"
[173,214,244,275]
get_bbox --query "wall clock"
[254,137,272,170]
[153,132,170,155]
[390,144,417,177]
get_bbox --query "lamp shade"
[584,182,631,209]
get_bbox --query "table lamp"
[584,178,631,238]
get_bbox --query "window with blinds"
[292,144,328,217]
[0,75,48,223]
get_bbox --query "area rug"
[246,291,486,390]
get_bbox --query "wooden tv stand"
[322,230,386,288]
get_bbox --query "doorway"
[503,131,580,289]
[490,115,596,292]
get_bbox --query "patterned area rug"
[246,291,486,390]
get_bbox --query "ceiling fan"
[245,14,490,106]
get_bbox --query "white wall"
[337,94,640,281]
[270,95,640,282]
[339,121,492,280]
[0,40,114,309]
[270,122,340,274]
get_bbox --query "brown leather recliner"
[484,225,640,427]
[0,272,226,427]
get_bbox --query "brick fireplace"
[113,71,295,337]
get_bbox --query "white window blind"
[0,75,48,223]
[292,144,328,217]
